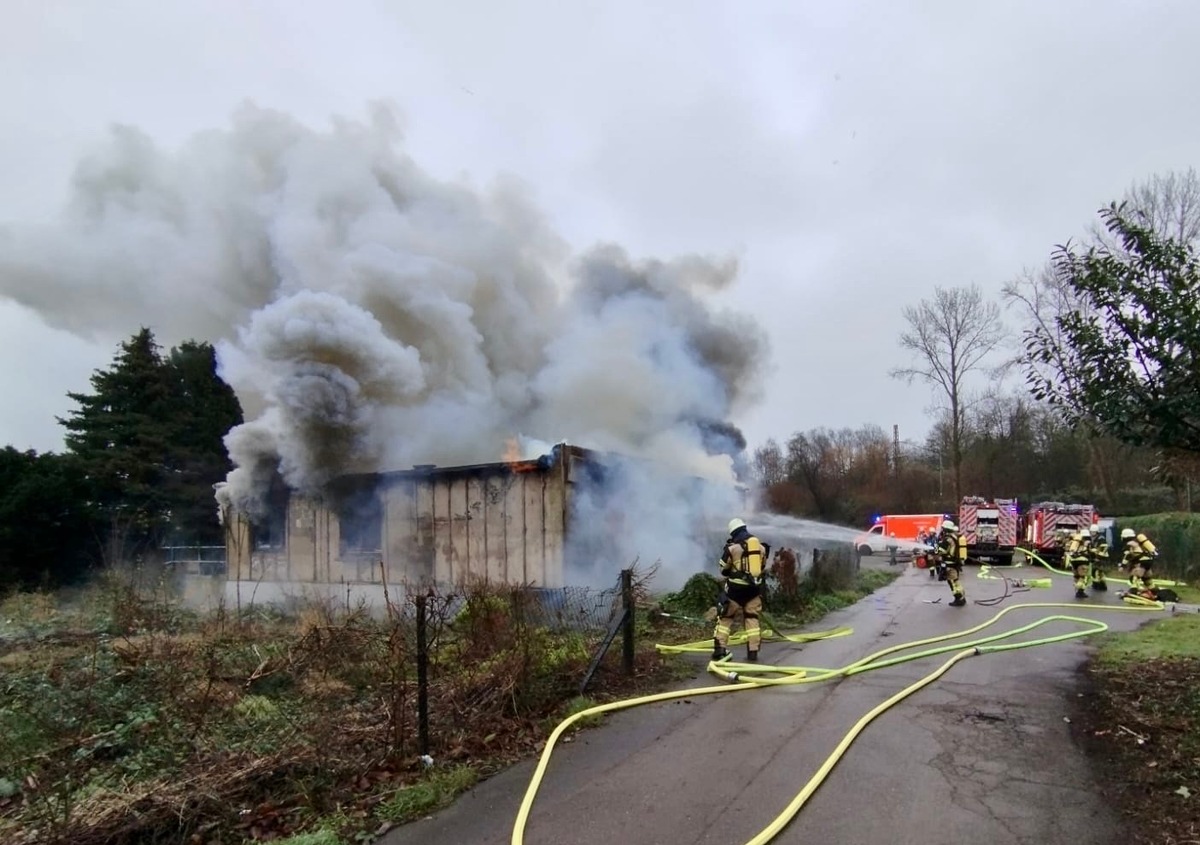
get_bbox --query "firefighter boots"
[746,650,758,663]
[949,595,966,607]
[712,639,729,661]
[1075,588,1087,599]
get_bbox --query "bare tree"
[1001,263,1084,383]
[1002,263,1119,503]
[890,284,1007,503]
[1093,167,1200,250]
[1013,170,1200,374]
[752,438,786,487]
[784,430,843,521]
[1004,169,1200,503]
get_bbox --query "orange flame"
[503,437,538,473]
[503,437,521,463]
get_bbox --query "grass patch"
[1095,614,1200,666]
[1078,610,1200,843]
[1168,583,1200,604]
[560,695,605,728]
[273,831,346,845]
[376,765,479,824]
[536,695,606,738]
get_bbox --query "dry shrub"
[1,575,629,845]
[767,547,803,611]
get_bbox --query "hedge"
[1115,513,1200,583]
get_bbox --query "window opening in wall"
[333,478,384,580]
[251,477,289,551]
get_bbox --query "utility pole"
[892,424,901,476]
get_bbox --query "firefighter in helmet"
[712,517,767,663]
[926,527,940,578]
[1065,530,1090,599]
[927,525,946,579]
[1120,528,1159,591]
[936,520,967,606]
[1087,524,1109,592]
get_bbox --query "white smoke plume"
[0,102,769,567]
[564,453,745,586]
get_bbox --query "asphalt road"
[382,564,1154,845]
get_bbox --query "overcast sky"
[2,0,1197,458]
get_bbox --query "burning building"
[222,442,746,596]
[0,102,766,605]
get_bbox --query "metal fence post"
[621,568,635,676]
[416,594,430,757]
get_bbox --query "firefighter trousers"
[714,593,762,652]
[1130,562,1154,590]
[1070,557,1090,592]
[945,563,964,598]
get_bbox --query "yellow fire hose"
[510,597,1164,845]
[1016,547,1183,588]
[655,608,852,656]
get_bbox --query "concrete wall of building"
[225,451,572,590]
[222,443,744,596]
[380,465,567,588]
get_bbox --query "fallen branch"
[1117,724,1148,743]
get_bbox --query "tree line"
[754,168,1200,528]
[1,329,242,590]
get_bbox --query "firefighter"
[1087,524,1109,592]
[927,531,939,578]
[927,525,946,579]
[937,520,967,606]
[1065,530,1090,599]
[1120,528,1159,591]
[927,524,950,580]
[1053,528,1072,557]
[712,517,766,662]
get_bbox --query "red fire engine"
[1020,502,1098,564]
[958,496,1019,564]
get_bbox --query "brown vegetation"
[753,400,1183,527]
[0,567,695,845]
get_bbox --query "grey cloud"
[2,0,1199,464]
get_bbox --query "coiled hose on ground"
[510,562,1169,845]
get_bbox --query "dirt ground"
[1073,657,1200,845]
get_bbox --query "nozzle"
[706,663,742,683]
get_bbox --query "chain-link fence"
[384,570,636,760]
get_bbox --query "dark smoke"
[0,102,769,522]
